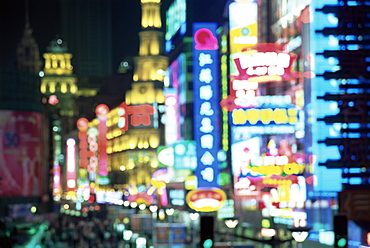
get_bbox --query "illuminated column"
[96,104,110,186]
[164,88,180,146]
[66,138,77,194]
[87,126,99,193]
[77,118,90,200]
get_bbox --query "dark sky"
[0,0,226,70]
[0,0,165,70]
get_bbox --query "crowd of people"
[41,214,125,248]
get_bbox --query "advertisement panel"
[0,110,43,197]
[192,22,221,188]
[229,1,258,76]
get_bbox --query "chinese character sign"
[192,22,220,188]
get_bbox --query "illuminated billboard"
[66,138,77,193]
[165,0,186,52]
[0,111,43,197]
[96,104,110,185]
[164,88,180,145]
[308,1,342,192]
[127,104,158,129]
[229,1,258,75]
[165,0,186,41]
[192,22,220,188]
[229,1,258,54]
[231,43,299,83]
[165,53,186,144]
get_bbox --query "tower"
[41,38,78,119]
[16,1,42,75]
[123,0,168,186]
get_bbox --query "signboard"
[66,138,77,192]
[0,111,43,197]
[186,189,226,212]
[164,88,181,145]
[231,43,299,83]
[229,1,258,55]
[165,0,186,41]
[173,140,197,170]
[192,22,221,188]
[127,104,157,128]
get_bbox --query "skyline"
[0,0,154,72]
[0,0,227,73]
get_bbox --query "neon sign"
[229,1,258,54]
[127,104,157,127]
[173,140,197,170]
[232,44,299,83]
[231,107,298,126]
[66,138,76,192]
[164,89,180,145]
[96,104,110,185]
[77,118,89,169]
[186,189,226,212]
[248,163,305,176]
[87,127,98,184]
[165,0,186,41]
[192,22,221,188]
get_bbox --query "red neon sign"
[232,43,299,83]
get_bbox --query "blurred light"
[149,205,158,212]
[292,231,309,242]
[165,208,174,216]
[189,212,199,220]
[130,202,138,208]
[158,209,165,220]
[261,228,276,237]
[225,218,239,229]
[123,230,133,240]
[30,206,37,213]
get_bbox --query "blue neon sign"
[192,22,220,188]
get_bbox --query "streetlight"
[224,217,239,248]
[289,227,311,248]
[189,212,200,248]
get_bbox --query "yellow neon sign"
[249,162,305,176]
[232,108,298,125]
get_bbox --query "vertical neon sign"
[66,138,76,192]
[77,117,90,200]
[164,88,180,145]
[87,126,98,189]
[192,22,220,188]
[95,104,110,186]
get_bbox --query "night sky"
[0,0,226,71]
[0,0,163,70]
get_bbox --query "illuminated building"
[41,38,78,118]
[106,0,168,193]
[163,1,231,212]
[40,38,80,201]
[225,0,370,247]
